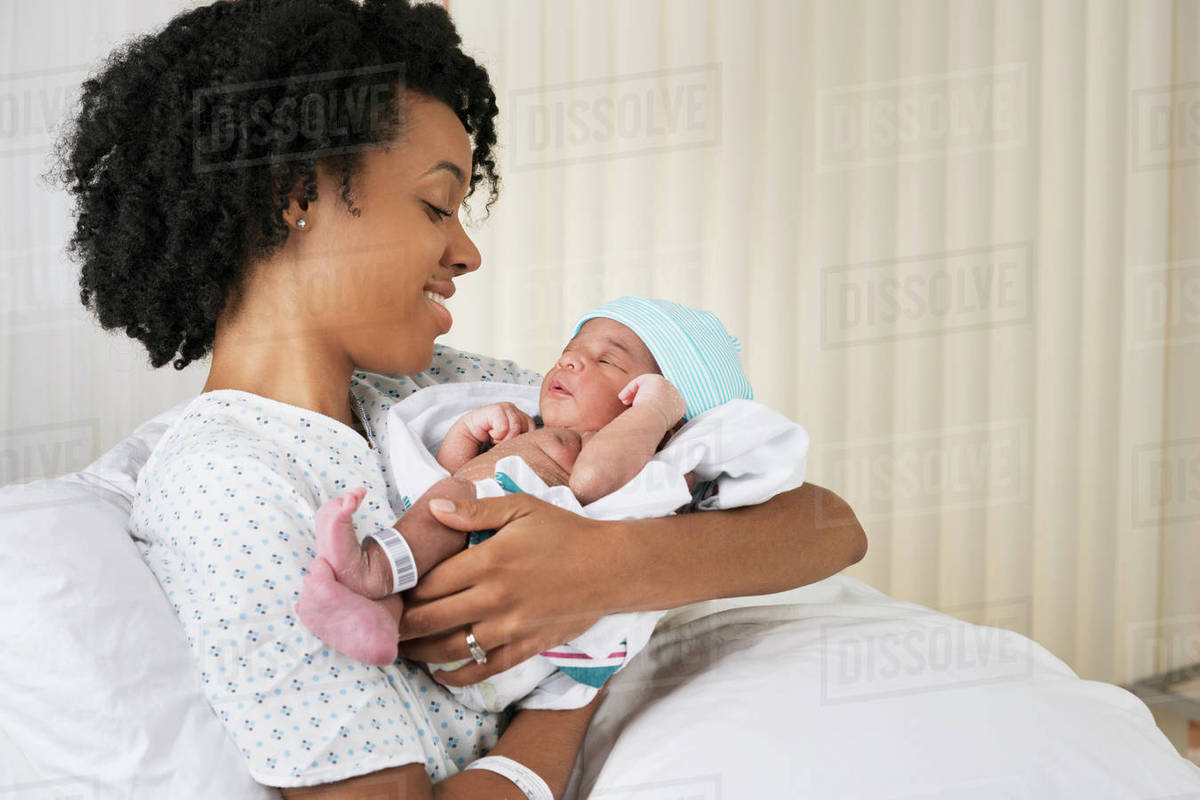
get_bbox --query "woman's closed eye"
[424,201,454,222]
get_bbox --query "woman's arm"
[396,481,866,684]
[281,695,601,799]
[611,480,867,609]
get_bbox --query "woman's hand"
[397,494,611,685]
[397,482,868,686]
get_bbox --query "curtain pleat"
[445,0,1197,688]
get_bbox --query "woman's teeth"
[423,290,448,306]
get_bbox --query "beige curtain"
[1,0,1195,691]
[0,0,207,482]
[443,0,1200,689]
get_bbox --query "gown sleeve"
[131,435,433,787]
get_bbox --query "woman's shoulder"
[135,390,345,509]
[148,390,314,460]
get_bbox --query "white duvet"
[568,577,1200,799]
[1,404,1198,799]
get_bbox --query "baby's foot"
[315,487,394,598]
[296,556,404,666]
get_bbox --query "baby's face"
[539,317,660,432]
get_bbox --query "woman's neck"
[203,306,359,430]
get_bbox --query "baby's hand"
[458,402,536,445]
[618,374,686,430]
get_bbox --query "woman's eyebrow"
[421,160,467,187]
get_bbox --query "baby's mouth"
[548,378,572,396]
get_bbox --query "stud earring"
[296,218,308,229]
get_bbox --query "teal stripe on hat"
[572,296,752,420]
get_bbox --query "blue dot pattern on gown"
[130,345,542,788]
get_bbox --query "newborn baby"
[299,313,690,666]
[297,295,806,710]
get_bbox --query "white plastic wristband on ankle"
[462,755,552,800]
[362,527,418,592]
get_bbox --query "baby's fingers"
[618,376,643,405]
[501,405,524,440]
[481,406,512,442]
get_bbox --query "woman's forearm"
[607,481,867,611]
[280,696,600,799]
[440,697,601,799]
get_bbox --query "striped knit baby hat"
[572,296,753,420]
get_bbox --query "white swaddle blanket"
[385,381,809,711]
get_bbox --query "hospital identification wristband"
[462,755,552,800]
[362,527,418,592]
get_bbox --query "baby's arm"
[437,402,537,473]
[569,374,687,505]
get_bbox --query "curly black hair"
[52,0,499,370]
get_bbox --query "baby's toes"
[315,490,366,574]
[315,489,362,533]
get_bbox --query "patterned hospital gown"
[130,346,542,788]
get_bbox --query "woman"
[56,1,866,797]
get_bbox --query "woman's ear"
[277,175,313,231]
[281,192,310,231]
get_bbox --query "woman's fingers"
[424,493,541,536]
[398,585,488,640]
[431,637,543,686]
[398,620,517,663]
[395,627,466,662]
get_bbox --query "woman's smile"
[423,283,454,334]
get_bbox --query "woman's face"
[278,91,480,375]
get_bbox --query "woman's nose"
[443,216,482,276]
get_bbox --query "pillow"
[0,404,277,800]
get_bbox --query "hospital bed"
[2,404,1198,799]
